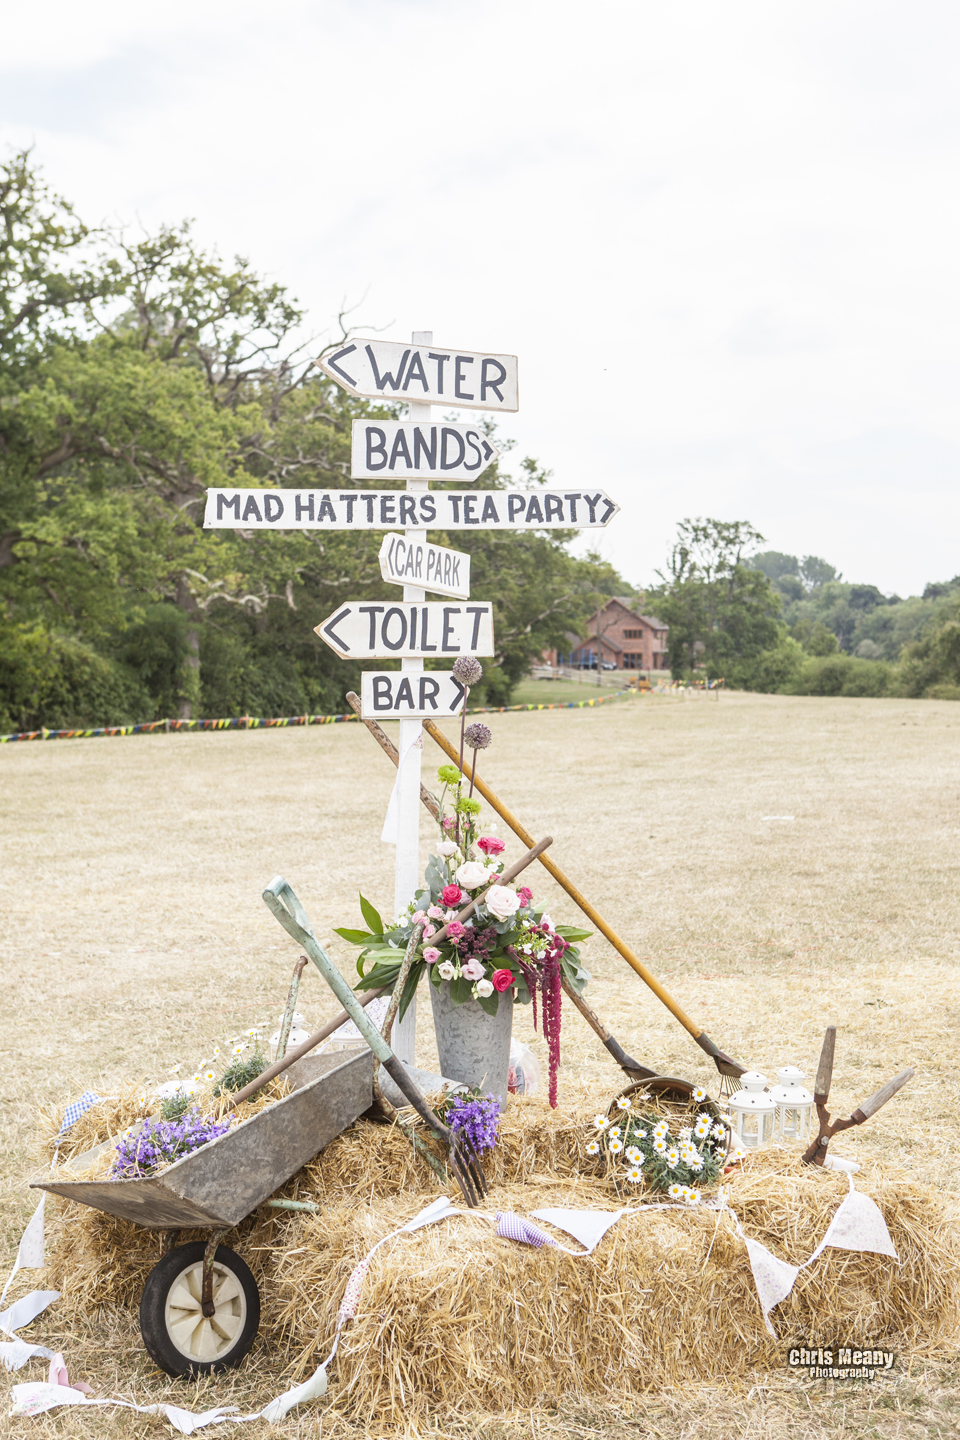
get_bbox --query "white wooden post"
[391,329,432,1064]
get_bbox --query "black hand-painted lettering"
[242,495,262,523]
[414,426,437,470]
[217,492,241,520]
[365,344,410,392]
[563,493,580,521]
[295,493,315,521]
[463,496,478,525]
[404,543,418,577]
[480,357,507,402]
[358,606,385,649]
[525,495,544,524]
[448,496,462,523]
[415,544,423,579]
[545,494,563,521]
[451,556,460,586]
[599,497,616,525]
[441,427,466,470]
[264,494,284,523]
[464,430,483,471]
[402,351,429,393]
[372,676,393,711]
[399,495,417,525]
[318,494,336,522]
[466,606,485,648]
[324,607,354,652]
[421,608,437,651]
[380,495,397,525]
[454,356,475,400]
[507,494,526,522]
[388,430,412,470]
[339,494,358,523]
[419,676,441,710]
[365,427,388,470]
[419,494,436,522]
[480,495,499,523]
[449,677,466,712]
[441,607,461,651]
[428,352,449,393]
[386,535,400,574]
[395,676,415,710]
[381,606,407,651]
[583,493,601,523]
[362,495,376,523]
[325,344,358,387]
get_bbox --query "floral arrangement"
[112,1107,231,1178]
[437,1090,503,1154]
[585,1087,730,1201]
[335,659,590,1106]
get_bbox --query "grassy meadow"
[1,689,959,1438]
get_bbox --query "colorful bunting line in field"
[0,689,639,745]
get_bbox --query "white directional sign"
[318,340,518,413]
[315,602,493,659]
[352,420,499,482]
[379,534,470,599]
[361,670,466,719]
[205,489,618,530]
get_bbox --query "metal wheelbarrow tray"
[31,1047,374,1229]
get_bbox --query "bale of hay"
[38,1093,960,1432]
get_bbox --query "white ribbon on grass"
[381,727,423,845]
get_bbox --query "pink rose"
[412,909,426,922]
[441,884,463,907]
[442,816,456,830]
[445,920,466,938]
[422,923,435,939]
[422,946,441,964]
[518,887,533,906]
[461,958,485,981]
[492,968,514,993]
[477,836,505,855]
[427,904,444,920]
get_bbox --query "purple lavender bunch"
[445,1093,502,1153]
[111,1107,231,1178]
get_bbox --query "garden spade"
[801,1025,914,1167]
[262,876,488,1207]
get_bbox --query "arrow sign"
[315,602,493,659]
[361,671,466,719]
[318,340,518,413]
[352,420,500,482]
[379,534,470,599]
[205,489,618,530]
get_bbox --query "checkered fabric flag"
[495,1212,557,1249]
[56,1091,102,1140]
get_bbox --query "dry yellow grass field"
[2,690,959,1438]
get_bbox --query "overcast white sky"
[3,0,958,595]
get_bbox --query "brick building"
[547,597,669,671]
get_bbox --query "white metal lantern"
[728,1071,776,1148]
[269,1012,310,1062]
[770,1065,814,1144]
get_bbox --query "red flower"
[441,884,463,907]
[477,836,506,856]
[518,886,533,906]
[492,968,515,993]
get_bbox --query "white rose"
[485,885,520,921]
[438,961,455,980]
[455,861,487,890]
[437,841,458,857]
[475,978,494,998]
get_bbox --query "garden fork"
[801,1025,914,1167]
[262,876,488,1207]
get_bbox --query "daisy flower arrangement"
[586,1088,731,1199]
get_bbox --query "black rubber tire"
[139,1242,260,1376]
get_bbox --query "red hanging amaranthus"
[509,933,568,1108]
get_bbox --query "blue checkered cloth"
[56,1091,103,1139]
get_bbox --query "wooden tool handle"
[815,1025,836,1103]
[854,1067,914,1121]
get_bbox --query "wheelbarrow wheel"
[140,1242,260,1376]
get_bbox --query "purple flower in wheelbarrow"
[445,1094,502,1153]
[112,1107,231,1178]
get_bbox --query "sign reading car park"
[379,534,470,599]
[360,670,466,718]
[317,340,518,412]
[351,420,499,481]
[315,602,493,659]
[204,488,618,530]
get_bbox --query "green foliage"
[900,602,960,698]
[784,653,897,698]
[213,1048,266,1097]
[159,1092,194,1121]
[0,624,153,732]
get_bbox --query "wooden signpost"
[203,328,620,1065]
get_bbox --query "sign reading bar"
[315,602,493,659]
[352,420,499,481]
[379,534,470,599]
[204,489,618,531]
[318,340,518,413]
[360,671,466,719]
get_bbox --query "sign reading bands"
[204,489,618,530]
[318,340,518,413]
[315,602,493,660]
[351,420,499,481]
[360,670,466,719]
[379,534,470,599]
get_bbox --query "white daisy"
[689,1155,704,1172]
[653,1137,667,1154]
[608,1126,622,1140]
[594,1115,610,1131]
[586,1140,600,1156]
[685,1187,701,1204]
[712,1124,727,1141]
[627,1166,644,1184]
[204,1070,216,1082]
[609,1138,624,1154]
[666,1148,680,1168]
[692,1085,708,1103]
[616,1097,632,1111]
[694,1115,711,1139]
[233,1044,244,1055]
[626,1146,643,1164]
[668,1183,683,1199]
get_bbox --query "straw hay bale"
[40,1093,960,1431]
